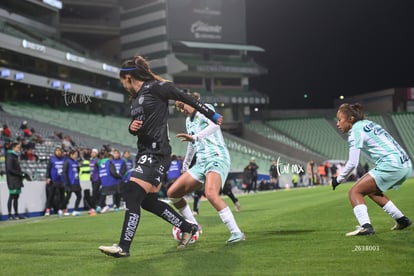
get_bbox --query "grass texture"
[1,179,413,275]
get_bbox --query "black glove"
[331,177,340,190]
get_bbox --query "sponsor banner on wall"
[166,0,246,44]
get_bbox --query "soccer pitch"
[1,179,413,275]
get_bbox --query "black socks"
[142,193,193,233]
[118,182,146,252]
[118,181,194,252]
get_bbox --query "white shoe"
[58,210,63,217]
[72,211,81,216]
[345,224,375,236]
[99,244,129,258]
[226,232,245,243]
[101,206,110,213]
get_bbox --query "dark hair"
[68,149,77,157]
[338,103,365,123]
[11,142,20,150]
[119,55,166,82]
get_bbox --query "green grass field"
[1,179,414,276]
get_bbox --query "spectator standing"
[242,165,251,192]
[45,147,66,216]
[79,150,91,182]
[269,159,279,189]
[89,148,100,210]
[306,160,318,187]
[111,149,126,211]
[324,162,331,184]
[318,164,326,185]
[96,150,122,213]
[62,150,82,216]
[123,150,134,171]
[248,157,259,193]
[5,142,29,219]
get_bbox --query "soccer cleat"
[45,208,50,216]
[99,244,130,258]
[234,202,241,212]
[226,232,246,243]
[177,224,199,249]
[58,210,63,217]
[95,206,102,213]
[72,211,81,216]
[63,209,70,216]
[345,223,375,236]
[391,216,412,230]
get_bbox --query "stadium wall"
[0,180,93,220]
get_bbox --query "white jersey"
[349,120,411,169]
[185,104,230,164]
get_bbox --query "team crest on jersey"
[138,96,144,104]
[155,176,161,183]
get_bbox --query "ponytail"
[119,55,168,82]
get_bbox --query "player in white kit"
[332,103,412,236]
[167,92,245,244]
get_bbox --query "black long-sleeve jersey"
[128,80,218,157]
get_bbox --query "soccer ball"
[172,225,199,244]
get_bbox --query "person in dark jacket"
[62,149,82,216]
[88,148,100,213]
[6,142,30,220]
[45,147,66,216]
[96,150,123,213]
[110,149,126,211]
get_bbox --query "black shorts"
[130,154,170,186]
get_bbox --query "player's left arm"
[161,83,222,124]
[334,148,360,189]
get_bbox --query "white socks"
[382,201,404,220]
[353,204,371,226]
[218,206,241,234]
[179,204,198,225]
